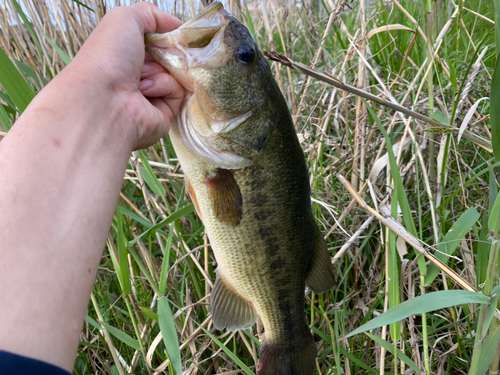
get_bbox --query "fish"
[145,3,336,374]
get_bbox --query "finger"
[149,97,176,125]
[139,72,184,102]
[134,98,170,150]
[145,51,154,62]
[141,62,167,79]
[145,92,184,125]
[131,2,182,34]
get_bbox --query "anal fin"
[211,272,257,331]
[305,224,336,294]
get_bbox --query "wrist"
[30,63,137,153]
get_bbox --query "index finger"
[131,2,182,34]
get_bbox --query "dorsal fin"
[305,224,336,294]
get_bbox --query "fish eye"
[235,43,256,64]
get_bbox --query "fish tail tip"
[258,335,317,375]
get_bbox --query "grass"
[0,0,499,374]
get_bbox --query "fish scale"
[146,2,336,374]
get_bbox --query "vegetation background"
[0,0,499,374]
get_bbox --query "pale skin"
[0,3,184,371]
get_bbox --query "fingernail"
[139,79,152,91]
[142,64,151,74]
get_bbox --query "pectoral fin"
[211,272,257,331]
[305,225,336,294]
[205,169,242,226]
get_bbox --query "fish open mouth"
[144,2,233,94]
[145,2,257,169]
[145,2,229,59]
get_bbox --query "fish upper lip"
[182,1,225,28]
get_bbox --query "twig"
[331,216,375,265]
[336,173,477,293]
[264,51,492,152]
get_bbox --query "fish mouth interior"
[145,2,228,49]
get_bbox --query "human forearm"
[0,3,182,370]
[0,65,134,370]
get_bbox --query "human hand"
[0,4,185,370]
[66,2,184,150]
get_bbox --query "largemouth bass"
[146,3,336,374]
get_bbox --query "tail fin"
[257,334,317,375]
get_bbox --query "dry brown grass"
[0,0,497,374]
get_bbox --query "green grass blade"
[118,204,169,238]
[489,192,500,237]
[365,333,420,373]
[477,166,499,287]
[100,321,141,351]
[425,207,480,285]
[11,0,42,53]
[138,150,166,196]
[445,51,458,92]
[495,0,500,59]
[482,285,500,338]
[201,327,254,375]
[158,297,183,375]
[337,346,380,374]
[107,240,121,275]
[311,325,392,374]
[489,48,500,160]
[0,47,35,113]
[429,110,448,124]
[15,59,44,85]
[243,2,256,38]
[477,211,491,288]
[86,314,142,351]
[389,200,400,342]
[159,228,174,295]
[118,204,152,228]
[116,206,131,296]
[128,204,194,247]
[41,32,72,65]
[84,315,101,330]
[127,245,160,295]
[0,102,11,131]
[0,92,16,110]
[469,324,500,375]
[71,0,94,12]
[489,163,499,214]
[365,102,417,236]
[139,306,158,322]
[346,290,489,338]
[139,166,165,195]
